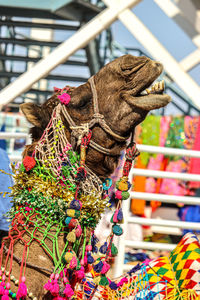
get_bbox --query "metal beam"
[155,0,200,59]
[103,0,200,109]
[0,0,141,109]
[180,49,200,71]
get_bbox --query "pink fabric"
[160,160,187,195]
[188,117,200,189]
[145,116,171,193]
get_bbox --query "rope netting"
[34,103,102,196]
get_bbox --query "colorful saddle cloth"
[78,232,200,299]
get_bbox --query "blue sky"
[113,0,196,61]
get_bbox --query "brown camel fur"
[2,54,171,299]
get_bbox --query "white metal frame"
[114,144,200,277]
[0,0,141,109]
[1,0,200,110]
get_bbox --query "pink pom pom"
[55,273,59,280]
[50,273,55,280]
[113,210,119,223]
[51,280,59,296]
[117,277,128,287]
[2,289,9,300]
[69,256,77,269]
[75,267,85,280]
[63,284,74,299]
[16,282,27,298]
[75,225,82,238]
[86,245,92,251]
[44,280,52,291]
[6,283,10,289]
[0,282,5,295]
[101,261,110,274]
[57,93,71,105]
[80,259,84,266]
[115,190,122,200]
[143,258,152,266]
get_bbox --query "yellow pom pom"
[93,276,101,285]
[64,252,74,263]
[67,231,76,243]
[118,178,129,191]
[66,209,76,218]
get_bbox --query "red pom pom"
[23,156,36,171]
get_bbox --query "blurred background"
[1,0,200,276]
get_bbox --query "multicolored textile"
[74,233,200,299]
[189,117,200,189]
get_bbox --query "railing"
[114,144,200,277]
[0,132,31,162]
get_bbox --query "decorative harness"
[62,76,129,156]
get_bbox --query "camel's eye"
[77,96,91,109]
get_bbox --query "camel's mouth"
[139,80,165,96]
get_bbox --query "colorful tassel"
[93,276,101,285]
[111,243,118,256]
[63,284,74,298]
[117,208,123,221]
[2,289,9,300]
[69,256,77,269]
[16,277,27,298]
[67,231,76,243]
[112,224,123,236]
[121,191,130,200]
[75,224,82,237]
[101,261,110,274]
[113,210,119,223]
[50,280,59,296]
[63,251,74,263]
[115,190,122,200]
[99,242,108,254]
[109,281,118,290]
[87,252,94,264]
[93,260,103,273]
[69,199,81,210]
[0,281,5,295]
[99,275,109,286]
[75,267,85,280]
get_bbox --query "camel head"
[21,54,171,179]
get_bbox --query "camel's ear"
[69,83,92,108]
[20,103,43,127]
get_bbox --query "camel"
[0,54,170,299]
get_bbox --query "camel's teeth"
[146,88,151,94]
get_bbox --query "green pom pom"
[75,210,81,218]
[20,163,26,172]
[111,243,118,256]
[112,224,123,236]
[121,191,130,200]
[99,275,109,286]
